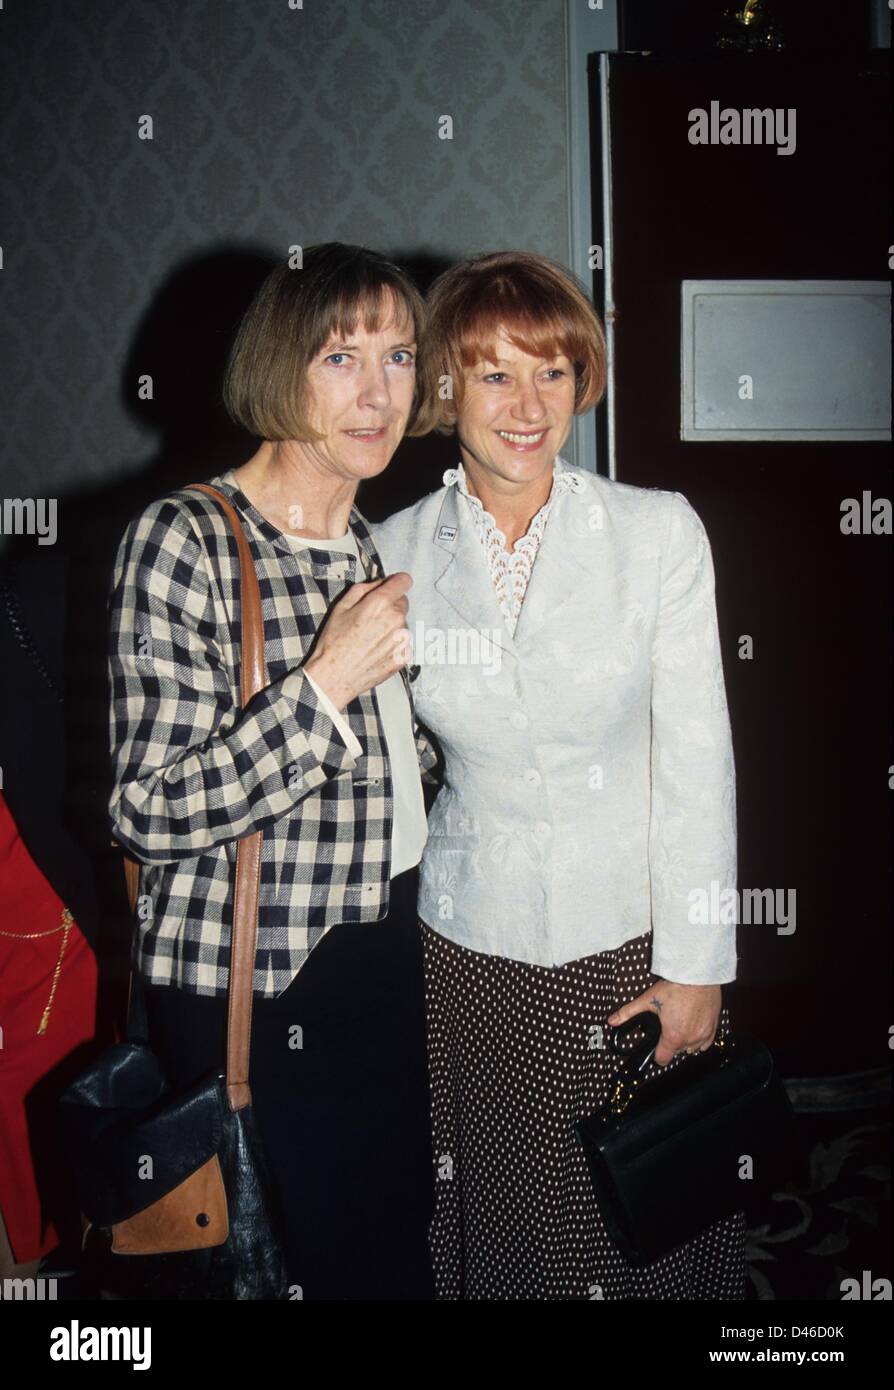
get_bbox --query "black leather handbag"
[575,1009,796,1267]
[60,483,290,1300]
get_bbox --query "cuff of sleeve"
[303,672,364,760]
[650,930,738,985]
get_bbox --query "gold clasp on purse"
[608,1033,727,1116]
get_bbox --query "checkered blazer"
[108,470,440,999]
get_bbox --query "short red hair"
[423,250,607,433]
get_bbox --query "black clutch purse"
[60,483,290,1300]
[575,1010,796,1267]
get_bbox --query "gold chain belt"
[0,906,74,1034]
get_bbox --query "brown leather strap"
[123,856,141,915]
[121,481,267,1114]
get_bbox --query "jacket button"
[509,710,529,730]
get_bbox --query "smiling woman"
[373,248,746,1301]
[420,250,606,550]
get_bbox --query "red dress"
[0,790,102,1263]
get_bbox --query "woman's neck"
[231,439,358,539]
[461,458,555,552]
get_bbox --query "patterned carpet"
[743,1068,891,1301]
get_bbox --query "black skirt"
[421,921,747,1301]
[141,868,435,1300]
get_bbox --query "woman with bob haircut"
[373,250,746,1300]
[108,243,442,1299]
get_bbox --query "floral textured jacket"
[373,456,738,984]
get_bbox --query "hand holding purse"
[575,1009,796,1267]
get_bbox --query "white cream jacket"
[373,458,738,984]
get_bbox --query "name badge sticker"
[438,525,457,542]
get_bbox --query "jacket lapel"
[431,485,516,659]
[510,478,596,650]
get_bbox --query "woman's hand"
[303,573,412,711]
[606,981,721,1067]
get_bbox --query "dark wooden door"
[591,52,892,1074]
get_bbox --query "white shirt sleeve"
[304,672,364,760]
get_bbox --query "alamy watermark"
[688,881,796,935]
[397,621,502,676]
[688,102,796,157]
[1,1275,58,1300]
[0,497,57,545]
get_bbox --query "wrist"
[304,653,351,712]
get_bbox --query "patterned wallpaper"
[0,0,570,512]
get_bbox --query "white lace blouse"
[442,460,584,635]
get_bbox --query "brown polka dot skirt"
[421,921,747,1301]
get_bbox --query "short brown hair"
[423,251,607,433]
[223,243,438,440]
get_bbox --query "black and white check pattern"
[108,471,439,998]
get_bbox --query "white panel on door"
[681,280,891,441]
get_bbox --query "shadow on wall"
[119,247,279,492]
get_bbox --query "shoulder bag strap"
[185,482,266,1112]
[120,481,267,1113]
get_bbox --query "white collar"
[442,456,583,557]
[442,455,584,499]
